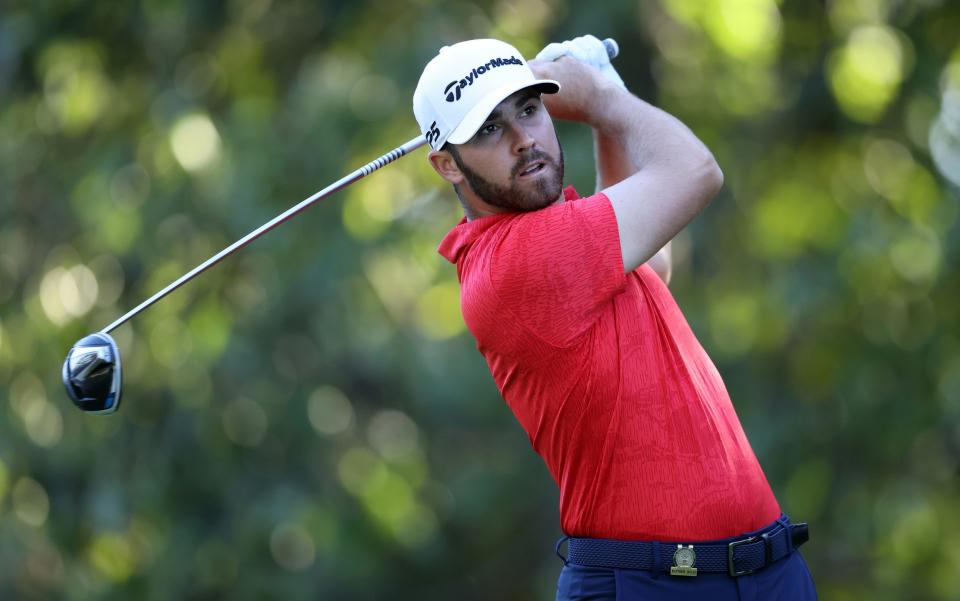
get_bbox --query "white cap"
[413,39,560,151]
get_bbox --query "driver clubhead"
[62,332,122,415]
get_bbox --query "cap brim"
[445,79,560,145]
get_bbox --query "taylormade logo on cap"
[413,39,560,151]
[443,56,524,102]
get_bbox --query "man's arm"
[532,58,722,275]
[594,127,672,284]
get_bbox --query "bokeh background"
[1,0,959,599]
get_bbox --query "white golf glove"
[535,34,625,89]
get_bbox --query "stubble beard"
[450,142,565,213]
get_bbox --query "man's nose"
[509,123,537,154]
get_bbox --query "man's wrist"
[587,83,642,135]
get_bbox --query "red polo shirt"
[438,186,781,541]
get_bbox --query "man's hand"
[535,34,626,89]
[529,56,620,124]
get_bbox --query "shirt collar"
[437,185,580,264]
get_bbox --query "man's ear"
[428,149,465,186]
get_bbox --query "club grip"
[603,38,619,60]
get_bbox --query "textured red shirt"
[438,186,781,541]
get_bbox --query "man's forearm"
[590,89,693,285]
[589,84,717,186]
[594,126,630,192]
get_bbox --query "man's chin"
[509,193,561,212]
[513,176,562,208]
[516,199,556,212]
[462,162,564,213]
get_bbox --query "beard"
[449,142,565,213]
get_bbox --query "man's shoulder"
[438,212,513,264]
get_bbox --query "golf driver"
[62,37,620,415]
[62,136,427,414]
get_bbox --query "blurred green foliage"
[1,0,959,599]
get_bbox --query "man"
[412,36,817,600]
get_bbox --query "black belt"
[559,518,809,578]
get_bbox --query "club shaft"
[102,136,428,334]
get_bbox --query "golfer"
[413,36,817,600]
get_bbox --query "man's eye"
[522,105,537,116]
[479,124,499,136]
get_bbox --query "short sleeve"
[489,192,626,346]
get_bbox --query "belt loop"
[652,541,661,577]
[555,535,570,565]
[761,531,773,565]
[776,517,793,553]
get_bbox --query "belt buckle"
[728,535,762,577]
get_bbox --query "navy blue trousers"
[556,532,817,600]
